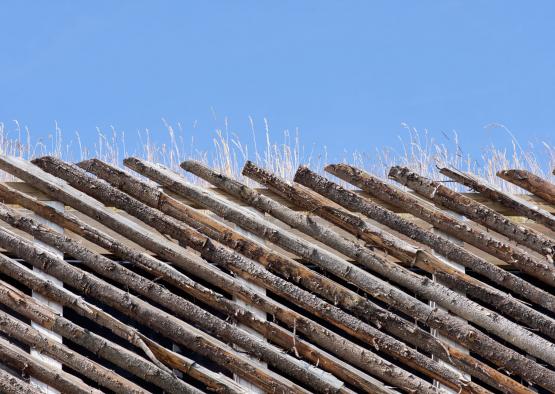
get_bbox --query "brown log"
[497,169,555,205]
[181,159,537,394]
[440,166,555,231]
[239,160,555,391]
[387,166,555,284]
[0,306,147,393]
[26,157,446,394]
[0,226,308,394]
[0,279,201,394]
[317,164,555,338]
[0,335,100,394]
[0,250,246,394]
[0,203,347,394]
[0,368,43,394]
[370,165,555,261]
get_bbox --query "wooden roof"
[0,155,553,393]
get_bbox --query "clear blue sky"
[1,1,554,160]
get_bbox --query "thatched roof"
[0,154,553,393]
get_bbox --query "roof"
[0,155,553,393]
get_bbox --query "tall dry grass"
[0,120,553,193]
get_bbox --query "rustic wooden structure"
[0,154,553,393]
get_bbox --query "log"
[0,368,43,394]
[0,307,147,393]
[0,335,100,394]
[0,279,201,394]
[0,226,308,394]
[318,164,555,338]
[388,166,555,284]
[497,169,555,205]
[26,157,445,394]
[239,160,555,391]
[440,166,555,231]
[0,251,246,394]
[180,160,539,394]
[367,165,555,260]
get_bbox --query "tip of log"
[30,156,56,166]
[241,160,257,176]
[75,159,97,171]
[292,165,310,183]
[180,160,203,172]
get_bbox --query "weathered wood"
[441,166,555,231]
[371,165,555,261]
[388,167,555,283]
[0,251,245,394]
[26,157,448,394]
[180,160,538,394]
[0,306,147,393]
[497,169,555,205]
[0,367,43,394]
[0,335,100,394]
[239,160,555,390]
[0,203,348,394]
[0,279,201,394]
[0,226,308,394]
[321,165,555,317]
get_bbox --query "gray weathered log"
[441,166,555,231]
[372,165,555,260]
[181,159,541,394]
[26,157,446,394]
[237,160,555,390]
[0,249,245,394]
[0,367,43,394]
[0,226,307,394]
[497,169,555,205]
[0,335,100,394]
[0,306,147,393]
[0,279,201,394]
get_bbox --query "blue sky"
[0,1,554,161]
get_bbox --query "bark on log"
[0,307,147,393]
[0,367,43,394]
[28,157,448,394]
[181,159,538,394]
[0,335,100,394]
[497,169,555,205]
[0,227,307,394]
[75,159,405,394]
[293,165,555,360]
[238,161,555,391]
[0,279,201,394]
[0,203,345,394]
[318,165,555,338]
[368,166,555,261]
[326,164,555,318]
[440,166,555,231]
[388,167,555,284]
[0,249,245,394]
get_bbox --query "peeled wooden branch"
[441,166,555,231]
[497,169,555,205]
[26,157,447,394]
[0,307,146,393]
[0,227,308,394]
[370,165,555,261]
[0,368,43,394]
[0,335,100,394]
[388,166,555,285]
[239,161,555,390]
[0,279,201,394]
[181,160,539,394]
[0,251,245,394]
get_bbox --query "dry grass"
[0,120,553,193]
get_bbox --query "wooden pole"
[0,335,100,394]
[440,166,555,231]
[497,169,555,205]
[0,367,43,394]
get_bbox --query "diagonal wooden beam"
[497,169,555,205]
